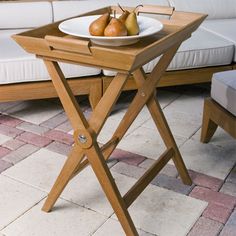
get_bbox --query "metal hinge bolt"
[78,134,87,143]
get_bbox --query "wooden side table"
[13,5,206,235]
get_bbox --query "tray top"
[13,5,207,73]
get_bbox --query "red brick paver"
[0,147,11,159]
[188,217,223,236]
[0,124,23,138]
[0,115,23,127]
[44,130,74,145]
[111,149,146,166]
[203,203,232,224]
[189,170,223,191]
[17,132,52,147]
[190,186,236,210]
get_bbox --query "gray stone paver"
[226,165,236,184]
[152,174,195,194]
[0,160,12,173]
[220,182,236,197]
[17,122,50,135]
[111,161,146,179]
[40,112,68,129]
[2,144,39,164]
[46,141,71,156]
[0,86,235,235]
[220,210,236,236]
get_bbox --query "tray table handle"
[137,5,174,16]
[111,5,174,16]
[45,35,92,55]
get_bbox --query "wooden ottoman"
[201,70,236,142]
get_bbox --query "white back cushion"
[53,0,170,21]
[169,0,236,19]
[0,1,53,29]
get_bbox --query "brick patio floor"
[0,85,235,236]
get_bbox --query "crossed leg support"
[41,43,191,236]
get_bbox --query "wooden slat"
[0,77,101,102]
[124,148,174,207]
[102,65,233,92]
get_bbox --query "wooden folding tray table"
[13,5,206,236]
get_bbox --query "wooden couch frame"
[201,97,236,142]
[1,64,234,109]
[102,64,235,92]
[0,76,102,109]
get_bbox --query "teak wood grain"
[201,98,236,142]
[13,5,206,235]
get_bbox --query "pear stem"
[134,4,143,13]
[118,3,125,12]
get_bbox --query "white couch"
[0,0,235,106]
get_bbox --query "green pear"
[125,12,139,36]
[89,13,110,36]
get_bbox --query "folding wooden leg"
[86,143,138,236]
[133,68,192,185]
[147,97,191,184]
[42,145,84,212]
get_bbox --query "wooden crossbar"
[124,148,174,208]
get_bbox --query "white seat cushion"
[169,0,236,20]
[53,0,170,21]
[201,19,236,62]
[0,31,101,85]
[103,28,234,76]
[0,1,53,29]
[211,70,236,116]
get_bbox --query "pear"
[104,18,127,37]
[118,4,130,24]
[125,12,139,36]
[89,13,110,36]
[125,5,143,36]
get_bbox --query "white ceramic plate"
[59,15,163,46]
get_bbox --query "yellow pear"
[124,5,143,36]
[89,13,110,36]
[104,18,127,37]
[125,12,139,36]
